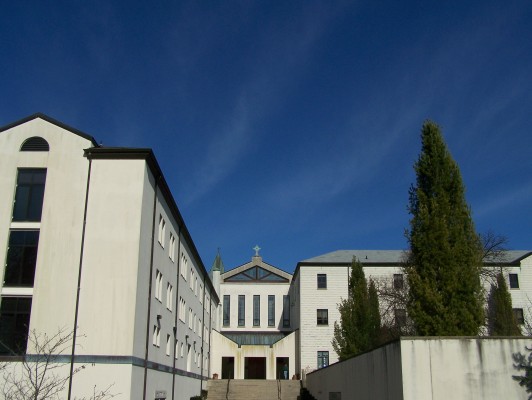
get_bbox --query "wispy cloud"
[474,180,532,218]
[182,3,348,203]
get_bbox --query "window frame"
[283,295,290,328]
[223,295,230,327]
[317,309,328,326]
[513,308,525,325]
[253,295,260,327]
[12,168,47,222]
[268,295,275,327]
[317,274,327,289]
[509,273,519,289]
[393,274,404,290]
[238,295,245,327]
[317,351,329,369]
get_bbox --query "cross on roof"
[253,245,261,257]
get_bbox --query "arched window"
[20,137,49,152]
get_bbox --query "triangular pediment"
[222,258,292,283]
[225,265,289,282]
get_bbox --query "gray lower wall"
[306,341,403,400]
[306,337,531,400]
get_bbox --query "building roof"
[221,332,290,346]
[300,250,408,265]
[294,250,532,278]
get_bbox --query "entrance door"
[244,357,266,379]
[276,357,289,379]
[222,357,235,379]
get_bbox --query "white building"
[0,114,219,400]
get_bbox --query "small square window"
[317,309,328,325]
[509,274,519,289]
[393,274,404,290]
[395,309,407,327]
[317,274,327,289]
[513,308,524,325]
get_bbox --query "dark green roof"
[211,251,225,273]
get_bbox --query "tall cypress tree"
[405,121,484,336]
[332,257,381,360]
[488,273,522,336]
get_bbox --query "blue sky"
[2,1,531,272]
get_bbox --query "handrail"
[226,378,231,400]
[277,378,282,400]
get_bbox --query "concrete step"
[206,379,301,400]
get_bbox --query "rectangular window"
[393,274,404,290]
[189,308,193,329]
[283,295,290,327]
[153,325,160,347]
[395,308,407,327]
[179,297,185,322]
[317,274,327,289]
[268,295,275,327]
[513,308,525,325]
[158,215,166,247]
[509,274,519,289]
[238,295,245,327]
[12,169,47,222]
[317,309,328,325]
[4,230,40,287]
[317,351,329,369]
[169,234,175,261]
[155,270,163,301]
[223,295,230,327]
[166,334,171,356]
[0,297,32,355]
[166,283,173,311]
[253,295,260,327]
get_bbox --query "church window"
[223,295,230,327]
[317,309,328,325]
[283,295,290,327]
[253,295,260,326]
[12,169,47,222]
[238,295,245,326]
[268,295,275,327]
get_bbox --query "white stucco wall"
[297,266,350,372]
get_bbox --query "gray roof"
[299,250,532,266]
[300,250,408,265]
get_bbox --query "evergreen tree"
[405,121,484,336]
[488,272,521,336]
[332,257,381,360]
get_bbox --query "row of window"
[222,295,290,328]
[152,327,208,371]
[317,271,520,291]
[1,169,48,355]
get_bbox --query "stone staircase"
[206,379,301,400]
